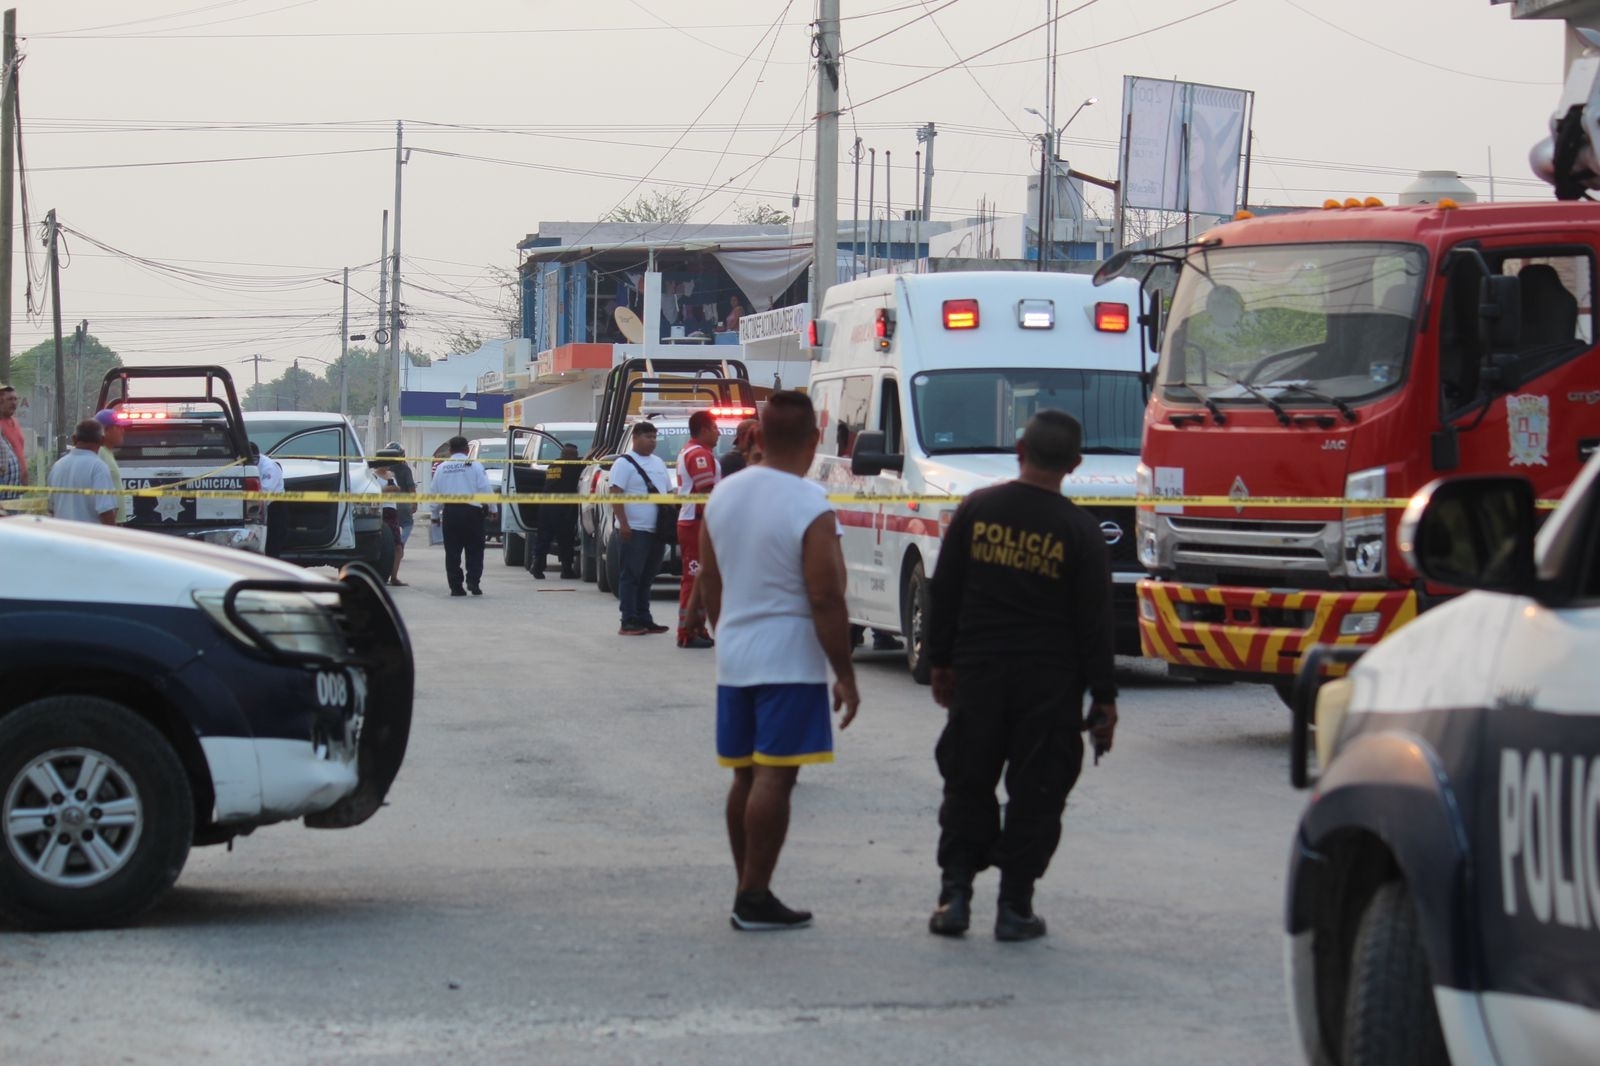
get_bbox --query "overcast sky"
[5,0,1567,382]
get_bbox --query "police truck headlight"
[1342,467,1387,579]
[194,587,347,660]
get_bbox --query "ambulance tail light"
[807,320,820,347]
[1094,302,1130,332]
[942,299,979,330]
[874,308,895,351]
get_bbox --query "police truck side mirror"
[850,431,903,475]
[1398,475,1537,595]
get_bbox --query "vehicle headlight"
[195,587,347,660]
[1135,462,1153,500]
[1342,466,1387,578]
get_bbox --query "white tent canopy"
[714,248,814,311]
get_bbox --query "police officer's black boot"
[928,869,973,937]
[994,876,1046,942]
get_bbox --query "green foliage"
[734,202,792,225]
[6,333,122,426]
[602,189,694,224]
[239,346,425,414]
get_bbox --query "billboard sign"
[1121,77,1251,217]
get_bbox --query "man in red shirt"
[676,410,722,648]
[0,385,26,485]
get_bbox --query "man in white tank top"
[697,391,860,931]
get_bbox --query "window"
[912,368,1144,455]
[880,378,903,454]
[813,375,874,458]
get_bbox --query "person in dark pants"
[532,442,581,579]
[428,435,494,597]
[607,422,671,635]
[925,409,1119,942]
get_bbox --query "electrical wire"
[841,0,965,56]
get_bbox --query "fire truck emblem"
[1507,393,1550,467]
[1229,475,1249,513]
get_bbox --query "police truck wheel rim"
[4,747,144,889]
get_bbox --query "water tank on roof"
[1398,171,1477,205]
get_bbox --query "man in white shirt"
[696,391,860,931]
[48,419,118,525]
[92,410,131,523]
[429,435,495,596]
[608,421,673,635]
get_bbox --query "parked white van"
[808,270,1151,682]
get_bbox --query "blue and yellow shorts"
[716,683,833,768]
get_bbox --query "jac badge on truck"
[1507,394,1551,467]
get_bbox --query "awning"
[713,248,814,311]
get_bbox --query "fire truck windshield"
[1159,242,1426,404]
[911,368,1145,456]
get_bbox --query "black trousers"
[441,505,486,592]
[533,504,576,574]
[935,661,1085,886]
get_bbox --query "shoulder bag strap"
[620,454,661,495]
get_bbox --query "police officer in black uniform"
[925,409,1119,941]
[532,442,582,579]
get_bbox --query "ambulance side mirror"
[850,431,903,475]
[1398,475,1537,595]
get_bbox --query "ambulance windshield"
[911,368,1144,456]
[1160,242,1426,403]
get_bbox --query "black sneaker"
[730,890,812,931]
[468,586,483,596]
[450,588,467,597]
[994,902,1047,942]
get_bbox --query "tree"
[9,335,122,475]
[602,189,694,224]
[734,202,792,225]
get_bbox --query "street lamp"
[1025,96,1097,268]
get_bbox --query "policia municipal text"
[925,409,1119,941]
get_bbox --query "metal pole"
[0,9,17,382]
[46,209,65,454]
[884,149,892,273]
[811,0,840,319]
[866,148,876,276]
[389,121,406,444]
[376,209,389,432]
[851,137,862,281]
[72,319,84,413]
[913,150,921,272]
[339,266,350,417]
[1036,138,1049,270]
[918,122,936,258]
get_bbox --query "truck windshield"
[911,368,1145,456]
[1160,242,1426,403]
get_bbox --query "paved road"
[1,539,1306,1065]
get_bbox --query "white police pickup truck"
[0,517,412,930]
[1285,453,1600,1065]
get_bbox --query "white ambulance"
[807,270,1152,682]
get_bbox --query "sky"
[4,0,1570,385]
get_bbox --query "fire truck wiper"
[1265,381,1358,423]
[1165,383,1227,425]
[1209,370,1291,427]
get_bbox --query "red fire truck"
[1107,199,1600,693]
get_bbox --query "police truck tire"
[604,534,621,599]
[580,530,598,583]
[1340,881,1448,1066]
[503,530,525,568]
[0,696,194,931]
[902,560,933,686]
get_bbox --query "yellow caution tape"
[8,485,1565,510]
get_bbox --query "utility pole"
[376,209,389,437]
[339,266,350,417]
[72,319,85,413]
[917,122,936,271]
[884,149,892,273]
[1036,136,1050,271]
[1,9,17,383]
[811,0,840,320]
[851,137,862,280]
[866,148,876,276]
[389,121,407,443]
[46,209,65,454]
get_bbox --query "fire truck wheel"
[902,559,932,686]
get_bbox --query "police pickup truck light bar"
[941,299,979,330]
[708,406,756,420]
[1017,299,1055,330]
[1094,302,1130,333]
